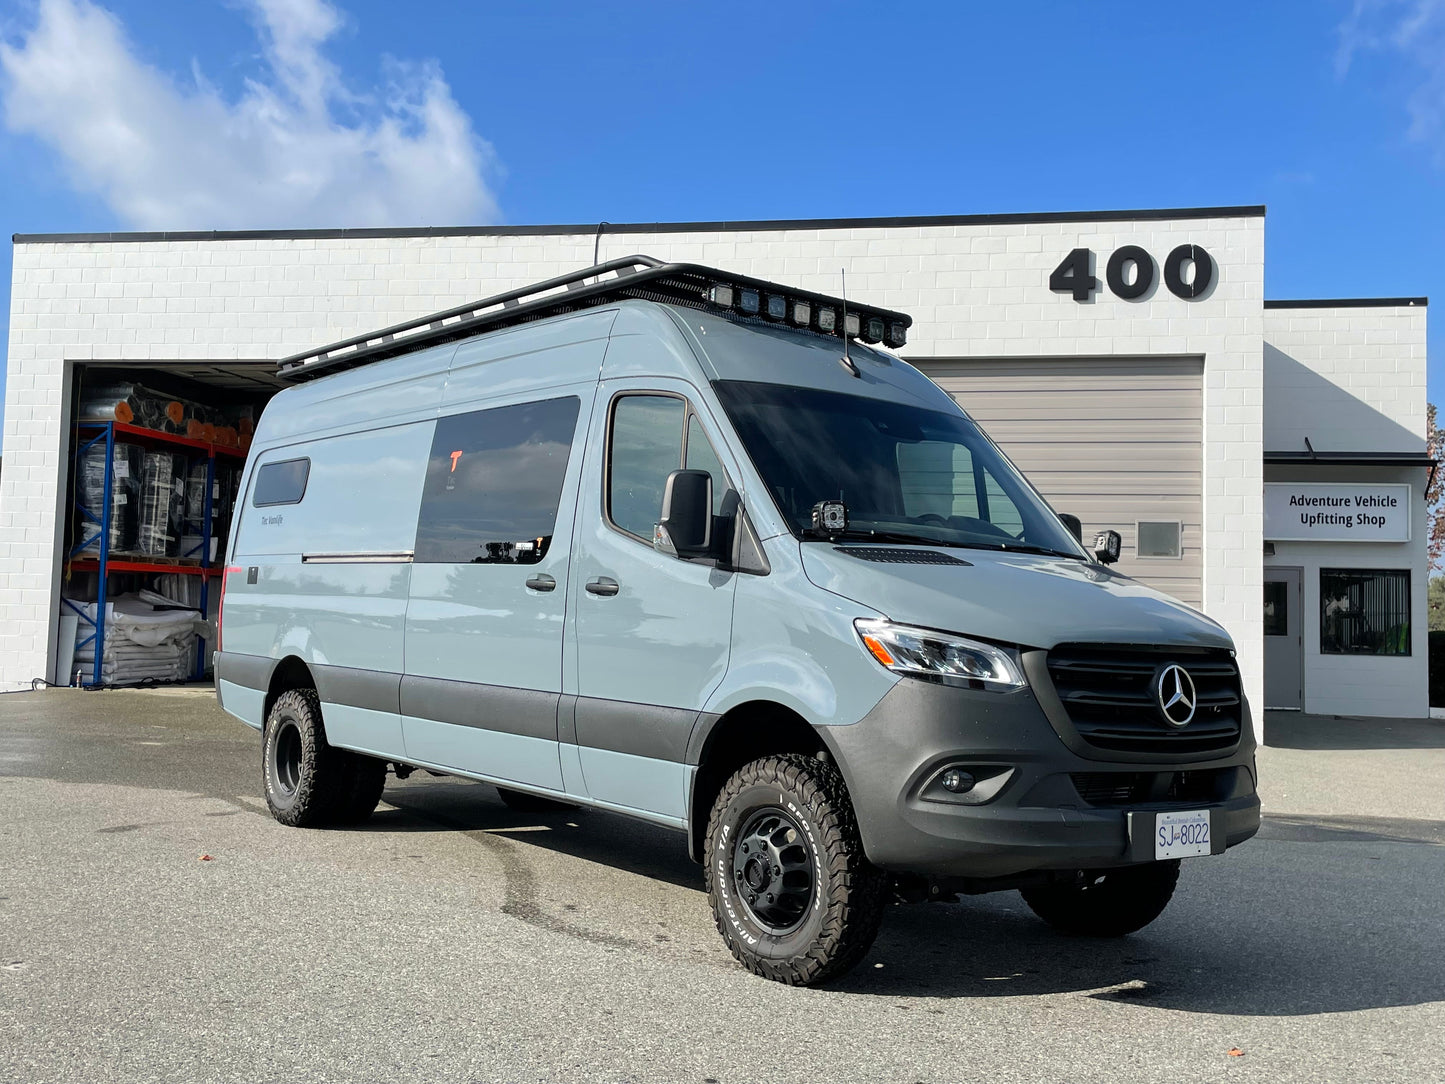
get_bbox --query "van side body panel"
[217,342,457,733]
[399,311,618,788]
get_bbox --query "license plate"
[1155,809,1212,859]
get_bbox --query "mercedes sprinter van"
[216,257,1260,985]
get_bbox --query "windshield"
[713,380,1086,557]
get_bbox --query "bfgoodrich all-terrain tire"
[333,753,388,825]
[1020,860,1182,937]
[262,688,383,827]
[704,754,888,986]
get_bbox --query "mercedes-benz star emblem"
[1156,664,1197,728]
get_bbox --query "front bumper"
[817,678,1261,880]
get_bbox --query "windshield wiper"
[976,540,1087,560]
[801,527,962,548]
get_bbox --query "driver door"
[564,380,737,821]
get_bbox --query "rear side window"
[415,397,581,564]
[252,458,310,507]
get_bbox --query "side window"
[608,395,685,539]
[252,457,310,507]
[415,397,581,564]
[685,413,729,516]
[982,473,1025,536]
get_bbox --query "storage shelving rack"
[64,420,243,687]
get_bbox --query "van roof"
[276,255,913,384]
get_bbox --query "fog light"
[739,289,760,315]
[941,768,976,794]
[765,294,787,320]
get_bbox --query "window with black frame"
[1319,568,1411,656]
[415,397,580,564]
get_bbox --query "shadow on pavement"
[830,839,1445,1015]
[1265,711,1445,750]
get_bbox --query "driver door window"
[607,394,731,541]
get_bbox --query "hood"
[800,543,1233,651]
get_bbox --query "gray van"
[216,256,1259,985]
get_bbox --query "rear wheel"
[1020,860,1181,936]
[262,688,385,827]
[704,753,888,986]
[334,754,388,824]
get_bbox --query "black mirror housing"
[1092,529,1122,564]
[1058,513,1083,543]
[655,469,713,558]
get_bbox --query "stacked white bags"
[66,590,201,685]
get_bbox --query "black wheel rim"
[731,806,815,935]
[273,720,302,797]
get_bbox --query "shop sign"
[1264,483,1411,542]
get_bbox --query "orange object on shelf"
[165,401,185,425]
[115,401,134,424]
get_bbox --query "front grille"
[1071,768,1234,807]
[1046,644,1242,755]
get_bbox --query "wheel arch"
[264,654,315,723]
[685,700,828,863]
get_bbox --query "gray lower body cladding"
[817,678,1260,880]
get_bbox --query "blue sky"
[2,0,1444,453]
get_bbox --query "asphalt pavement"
[1,688,1442,1084]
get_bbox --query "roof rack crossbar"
[276,255,912,384]
[277,255,665,379]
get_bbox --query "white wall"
[1263,303,1427,452]
[1,212,1266,721]
[1261,305,1429,719]
[1264,464,1428,718]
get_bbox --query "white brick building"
[0,206,1431,721]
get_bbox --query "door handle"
[525,573,556,592]
[585,577,620,597]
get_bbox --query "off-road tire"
[1020,860,1182,936]
[704,753,888,986]
[262,688,352,827]
[495,786,578,813]
[332,753,388,824]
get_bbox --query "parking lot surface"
[2,688,1442,1084]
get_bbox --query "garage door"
[920,357,1204,607]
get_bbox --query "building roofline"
[1264,297,1427,309]
[1264,451,1435,466]
[11,205,1268,246]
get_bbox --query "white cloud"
[0,0,498,229]
[1337,0,1445,154]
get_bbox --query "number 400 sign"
[1049,245,1214,302]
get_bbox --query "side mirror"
[1092,529,1122,565]
[1058,513,1083,543]
[654,469,713,558]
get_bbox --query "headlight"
[854,619,1027,692]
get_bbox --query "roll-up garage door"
[919,357,1204,607]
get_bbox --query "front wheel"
[1020,860,1181,936]
[704,754,887,986]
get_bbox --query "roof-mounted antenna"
[838,268,860,378]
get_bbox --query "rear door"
[564,380,738,820]
[401,388,592,789]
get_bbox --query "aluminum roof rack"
[276,255,913,383]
